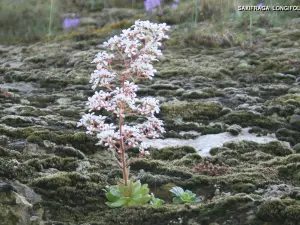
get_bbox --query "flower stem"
[119,113,128,186]
[48,0,54,37]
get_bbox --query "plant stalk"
[193,0,198,26]
[119,113,128,186]
[250,14,252,47]
[48,0,54,36]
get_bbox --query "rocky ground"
[1,8,300,225]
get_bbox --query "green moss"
[276,128,300,145]
[27,131,100,154]
[283,205,300,225]
[209,147,231,156]
[31,172,89,189]
[151,146,197,161]
[130,159,193,180]
[136,88,157,96]
[1,115,34,127]
[241,151,273,162]
[19,110,40,117]
[222,141,293,157]
[156,67,190,78]
[266,94,300,107]
[161,100,222,122]
[181,91,212,99]
[278,163,300,185]
[27,95,57,108]
[173,153,203,166]
[0,146,21,158]
[257,199,300,224]
[284,154,300,164]
[257,199,286,222]
[180,169,270,194]
[0,126,34,139]
[40,78,68,88]
[28,156,79,171]
[80,204,192,225]
[70,77,89,85]
[214,150,241,164]
[259,142,293,157]
[54,146,85,159]
[58,109,81,118]
[32,172,108,214]
[197,195,256,224]
[222,111,281,130]
[0,157,36,182]
[231,183,256,193]
[0,192,26,225]
[52,194,259,225]
[157,89,177,96]
[164,120,202,132]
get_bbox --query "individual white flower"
[103,35,122,51]
[87,91,115,112]
[96,130,116,146]
[77,113,109,134]
[90,69,116,89]
[136,97,160,115]
[92,51,114,64]
[130,59,157,79]
[136,116,165,138]
[139,142,149,152]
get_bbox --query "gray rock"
[23,143,47,155]
[11,181,42,204]
[0,181,15,192]
[260,184,299,199]
[289,114,300,129]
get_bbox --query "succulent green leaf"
[150,193,165,206]
[170,186,201,204]
[104,179,152,208]
[173,196,184,204]
[107,197,129,208]
[105,189,121,202]
[169,186,185,197]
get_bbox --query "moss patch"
[161,100,223,122]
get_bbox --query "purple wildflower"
[257,3,264,7]
[172,0,180,9]
[144,0,161,12]
[62,18,80,29]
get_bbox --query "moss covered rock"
[161,100,223,122]
[151,146,197,161]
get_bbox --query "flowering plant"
[62,18,80,30]
[144,0,162,12]
[144,0,180,12]
[78,20,169,187]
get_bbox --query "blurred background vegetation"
[0,0,299,45]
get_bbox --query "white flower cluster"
[78,20,169,154]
